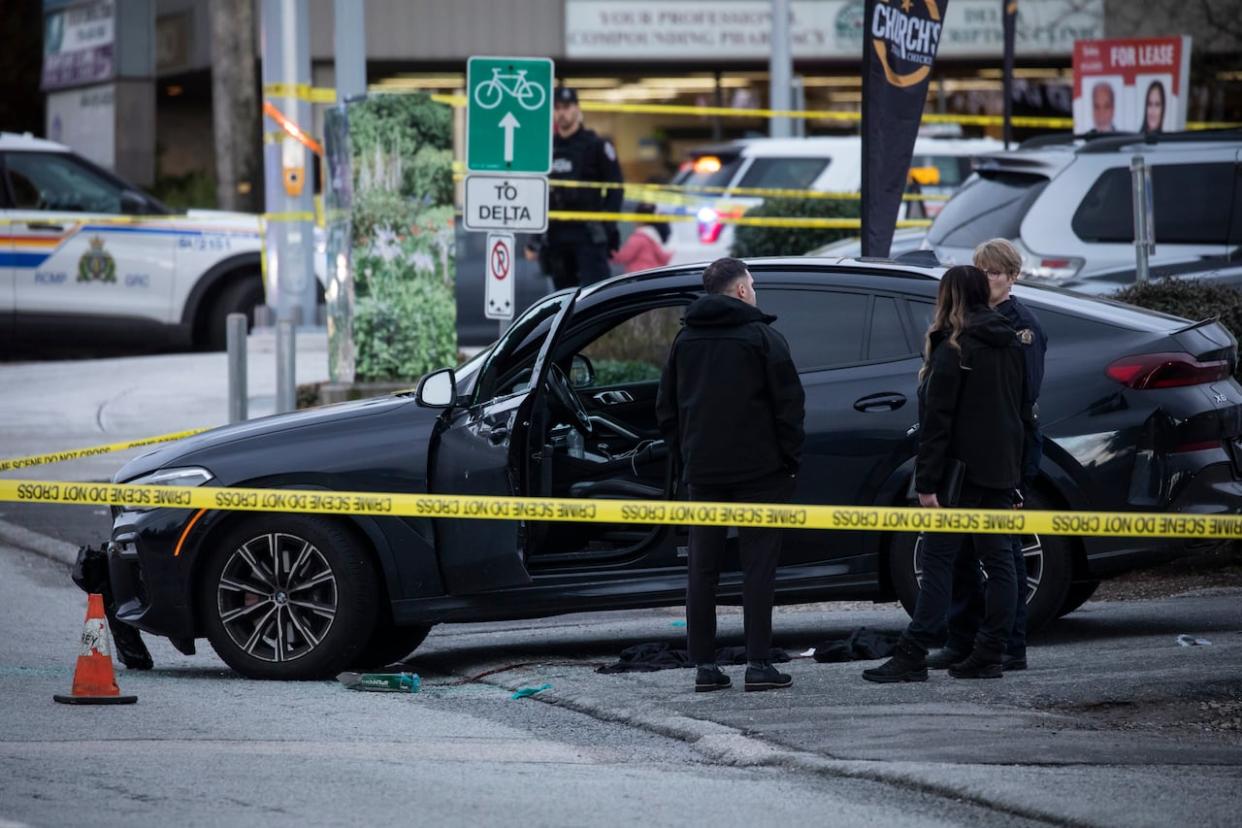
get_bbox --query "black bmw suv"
[108,258,1242,679]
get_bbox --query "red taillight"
[1170,439,1224,454]
[1106,352,1232,389]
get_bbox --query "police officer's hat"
[554,86,579,105]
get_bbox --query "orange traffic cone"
[53,593,137,705]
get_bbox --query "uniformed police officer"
[926,237,1048,674]
[526,87,624,290]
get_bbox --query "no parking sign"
[485,232,515,321]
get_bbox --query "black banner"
[1002,0,1018,148]
[860,0,950,258]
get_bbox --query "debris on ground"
[337,672,421,692]
[510,683,552,700]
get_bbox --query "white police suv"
[1,132,268,351]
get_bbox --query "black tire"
[1056,580,1101,618]
[199,514,378,680]
[351,623,433,669]
[887,488,1073,635]
[199,274,265,351]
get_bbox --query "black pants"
[686,473,795,666]
[900,482,1017,661]
[946,533,1029,657]
[545,241,611,290]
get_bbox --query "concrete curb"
[0,518,77,567]
[461,668,1089,828]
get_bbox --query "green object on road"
[337,671,422,693]
[510,683,552,700]
[467,56,554,174]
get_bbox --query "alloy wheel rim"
[216,532,337,663]
[912,533,1044,605]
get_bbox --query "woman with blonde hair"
[864,265,1028,683]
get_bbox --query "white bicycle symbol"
[474,68,547,111]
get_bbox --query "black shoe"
[695,666,732,693]
[862,646,928,683]
[744,663,792,692]
[948,652,1004,679]
[1002,654,1028,672]
[925,647,968,670]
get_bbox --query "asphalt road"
[1,542,1049,828]
[1,507,1239,826]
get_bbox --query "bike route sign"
[466,56,554,174]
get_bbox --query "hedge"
[730,196,861,258]
[1112,277,1242,381]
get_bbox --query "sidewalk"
[0,329,329,482]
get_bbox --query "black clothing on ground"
[915,307,1027,495]
[812,628,900,663]
[537,125,623,287]
[686,473,795,665]
[656,294,806,486]
[902,483,1019,661]
[995,295,1047,487]
[595,642,791,673]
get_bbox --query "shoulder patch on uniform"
[603,141,616,161]
[1017,328,1034,345]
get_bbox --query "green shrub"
[730,196,861,258]
[151,170,217,211]
[1113,278,1242,381]
[592,359,662,386]
[354,263,457,382]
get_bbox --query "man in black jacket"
[656,257,805,693]
[525,86,624,289]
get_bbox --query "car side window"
[579,305,684,386]
[1072,162,1238,245]
[737,158,829,190]
[868,296,913,360]
[474,293,571,403]
[4,152,125,213]
[762,289,868,371]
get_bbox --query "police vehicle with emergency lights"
[1,132,273,351]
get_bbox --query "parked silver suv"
[927,130,1242,295]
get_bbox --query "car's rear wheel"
[200,274,265,351]
[200,515,377,679]
[888,489,1072,635]
[1056,580,1101,618]
[351,623,433,669]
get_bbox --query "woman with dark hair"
[864,265,1028,683]
[1143,80,1166,135]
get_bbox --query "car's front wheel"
[888,489,1072,635]
[200,515,378,679]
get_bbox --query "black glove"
[605,222,621,253]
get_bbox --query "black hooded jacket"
[915,307,1028,494]
[656,294,806,486]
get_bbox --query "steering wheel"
[546,363,593,434]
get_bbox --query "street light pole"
[769,0,792,138]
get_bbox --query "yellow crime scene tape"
[2,478,1241,542]
[548,209,932,230]
[265,83,1239,132]
[0,430,208,474]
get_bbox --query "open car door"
[429,291,577,594]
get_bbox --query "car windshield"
[677,152,744,191]
[927,170,1049,247]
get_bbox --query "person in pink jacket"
[611,203,672,273]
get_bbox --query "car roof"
[0,132,70,152]
[973,129,1242,176]
[687,136,1003,159]
[583,256,1187,334]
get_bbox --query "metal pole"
[1131,155,1154,284]
[333,0,366,101]
[768,0,792,138]
[276,319,297,413]
[792,75,806,138]
[261,0,317,412]
[226,313,249,423]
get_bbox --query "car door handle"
[26,221,65,232]
[854,392,906,413]
[593,390,634,405]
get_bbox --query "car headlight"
[121,466,213,512]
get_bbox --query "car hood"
[113,394,427,484]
